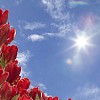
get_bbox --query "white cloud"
[41,0,73,37]
[17,50,30,77]
[29,82,47,91]
[73,85,100,100]
[24,22,46,30]
[43,32,58,37]
[41,0,68,20]
[17,50,30,66]
[20,68,29,77]
[58,22,72,36]
[44,33,55,36]
[38,83,47,90]
[43,23,72,37]
[28,34,45,42]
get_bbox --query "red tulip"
[10,85,18,100]
[17,78,30,95]
[47,97,52,100]
[0,9,8,25]
[0,66,9,85]
[0,72,9,85]
[0,24,10,47]
[29,87,46,100]
[0,66,3,75]
[1,44,18,63]
[0,9,2,16]
[5,60,21,84]
[19,89,29,96]
[53,97,59,100]
[47,96,59,100]
[13,76,21,85]
[5,28,16,45]
[0,82,12,100]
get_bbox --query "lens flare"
[68,1,88,8]
[74,35,89,50]
[69,31,94,53]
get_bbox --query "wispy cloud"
[29,82,47,91]
[17,50,30,77]
[28,34,45,42]
[17,0,72,40]
[41,0,68,20]
[58,22,72,36]
[73,84,100,100]
[17,50,30,66]
[43,32,58,37]
[38,83,47,90]
[41,0,72,37]
[24,22,46,30]
[46,23,72,37]
[20,68,29,77]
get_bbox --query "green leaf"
[35,94,40,100]
[0,60,1,65]
[1,54,5,69]
[12,94,20,100]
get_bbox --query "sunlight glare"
[69,32,94,53]
[75,36,89,49]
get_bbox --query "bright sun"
[75,36,89,49]
[69,33,94,52]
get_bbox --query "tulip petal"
[0,10,8,25]
[0,9,2,16]
[0,24,10,46]
[0,72,9,85]
[5,28,16,45]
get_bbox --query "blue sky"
[1,0,100,100]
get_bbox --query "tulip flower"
[1,44,18,64]
[10,85,18,100]
[0,9,8,26]
[5,60,21,84]
[0,82,12,100]
[17,78,30,90]
[29,87,46,100]
[46,96,58,100]
[0,24,10,47]
[5,28,16,45]
[17,78,30,96]
[0,66,9,85]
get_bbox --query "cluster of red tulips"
[0,8,72,100]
